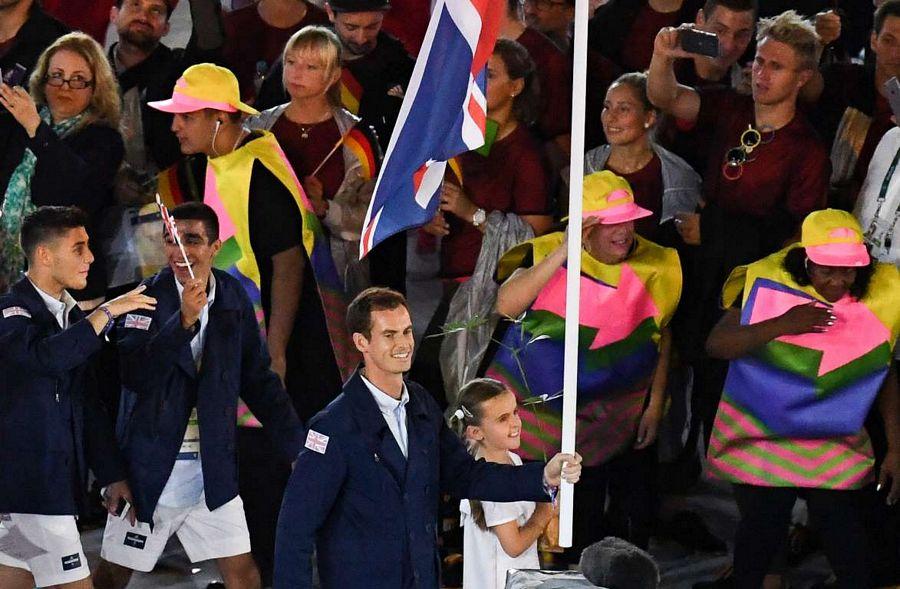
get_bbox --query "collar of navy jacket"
[344,369,434,492]
[13,277,84,332]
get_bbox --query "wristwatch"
[472,207,487,227]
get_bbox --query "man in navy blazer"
[0,206,156,589]
[93,202,303,589]
[274,287,583,589]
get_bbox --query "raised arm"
[495,240,567,318]
[647,27,701,123]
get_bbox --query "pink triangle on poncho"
[747,285,889,376]
[531,264,659,350]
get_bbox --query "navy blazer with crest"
[0,277,124,515]
[274,371,550,589]
[115,267,303,523]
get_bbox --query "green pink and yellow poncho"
[708,246,900,489]
[485,232,682,467]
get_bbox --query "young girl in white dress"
[454,378,554,589]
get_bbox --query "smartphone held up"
[679,28,720,59]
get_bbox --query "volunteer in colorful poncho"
[705,209,900,588]
[146,63,357,585]
[487,171,682,552]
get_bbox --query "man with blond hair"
[647,11,829,474]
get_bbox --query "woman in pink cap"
[485,170,682,556]
[705,209,900,587]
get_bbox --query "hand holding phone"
[2,64,27,87]
[679,28,720,58]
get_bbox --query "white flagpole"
[558,0,589,548]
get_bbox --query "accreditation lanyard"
[865,145,900,251]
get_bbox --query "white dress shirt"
[29,278,78,329]
[360,372,410,458]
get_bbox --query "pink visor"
[147,91,238,114]
[805,242,870,267]
[584,189,653,225]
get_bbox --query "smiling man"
[274,287,583,589]
[92,202,303,589]
[147,62,358,585]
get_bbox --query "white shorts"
[0,513,89,587]
[100,494,250,572]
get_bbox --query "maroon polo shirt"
[441,125,551,278]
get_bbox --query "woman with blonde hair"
[0,31,124,303]
[247,25,384,298]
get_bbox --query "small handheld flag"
[156,193,195,280]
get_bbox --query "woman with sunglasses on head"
[705,209,900,588]
[0,32,124,303]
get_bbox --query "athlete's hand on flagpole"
[543,452,583,487]
[180,278,207,329]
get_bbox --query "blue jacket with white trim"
[115,267,303,523]
[273,371,550,589]
[0,278,124,515]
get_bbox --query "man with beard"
[274,287,582,589]
[108,0,182,190]
[523,0,575,52]
[803,0,900,210]
[102,0,228,297]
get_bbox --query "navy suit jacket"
[0,278,123,515]
[274,371,549,589]
[116,268,303,523]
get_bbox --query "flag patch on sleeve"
[123,314,152,330]
[2,306,30,319]
[305,430,329,454]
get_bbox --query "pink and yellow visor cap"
[801,209,870,267]
[582,171,653,225]
[148,63,259,116]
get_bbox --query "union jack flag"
[155,194,178,243]
[359,0,502,258]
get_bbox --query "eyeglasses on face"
[44,73,94,90]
